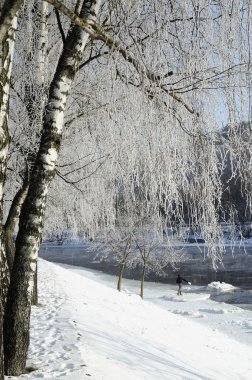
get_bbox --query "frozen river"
[39,243,252,311]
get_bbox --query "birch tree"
[4,0,102,375]
[3,0,48,281]
[0,6,18,292]
[35,0,251,273]
[88,228,134,292]
[134,231,159,300]
[47,0,251,265]
[0,0,22,376]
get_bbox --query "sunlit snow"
[11,258,252,380]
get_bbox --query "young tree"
[89,228,134,292]
[132,222,179,300]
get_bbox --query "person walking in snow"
[176,274,191,295]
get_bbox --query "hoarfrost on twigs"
[8,0,252,268]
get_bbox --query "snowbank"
[206,281,236,292]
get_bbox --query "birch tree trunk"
[117,237,131,291]
[25,0,49,305]
[0,12,17,293]
[3,0,102,375]
[32,1,48,306]
[3,170,29,272]
[117,262,125,292]
[140,264,146,299]
[0,11,17,378]
[0,310,2,380]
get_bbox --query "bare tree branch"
[54,8,65,44]
[79,50,109,69]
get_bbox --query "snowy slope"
[10,259,252,380]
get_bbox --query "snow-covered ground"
[9,259,252,380]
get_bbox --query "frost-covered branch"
[45,0,198,115]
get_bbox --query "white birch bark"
[30,0,49,305]
[3,167,29,272]
[2,0,49,298]
[0,16,16,178]
[37,2,48,90]
[0,11,17,380]
[4,0,102,375]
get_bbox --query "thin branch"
[56,156,108,185]
[55,169,84,193]
[64,102,109,129]
[59,153,111,177]
[57,153,93,168]
[79,50,109,69]
[165,63,249,94]
[54,8,66,44]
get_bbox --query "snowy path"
[8,259,252,380]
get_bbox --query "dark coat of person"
[176,274,189,284]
